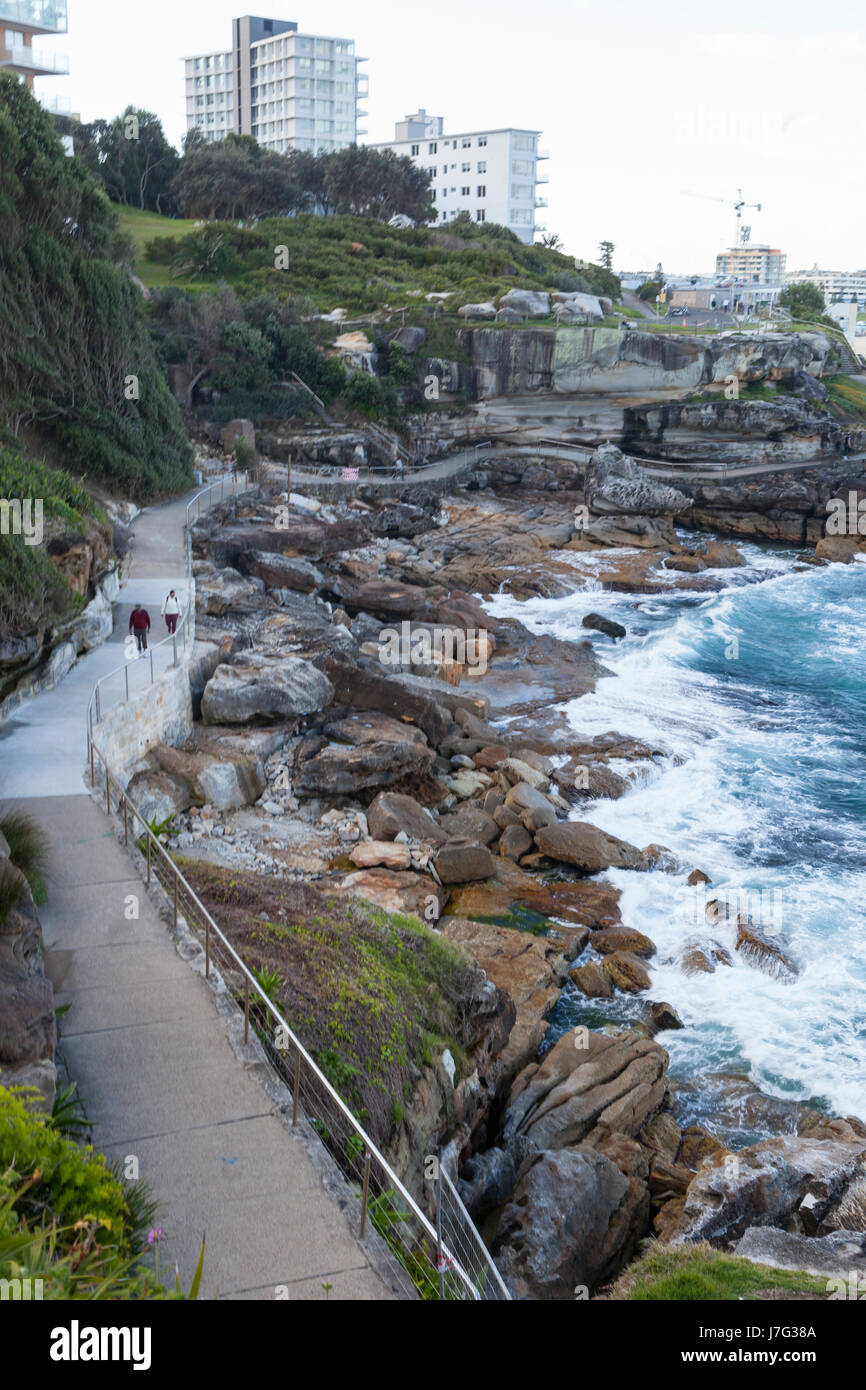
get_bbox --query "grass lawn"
[114,205,220,291]
[603,1242,829,1300]
[826,373,866,418]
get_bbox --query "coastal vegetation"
[0,76,192,500]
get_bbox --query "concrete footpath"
[0,488,394,1300]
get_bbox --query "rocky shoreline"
[123,441,866,1298]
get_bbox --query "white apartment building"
[715,244,786,285]
[183,14,367,154]
[372,110,548,244]
[785,265,866,304]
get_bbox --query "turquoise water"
[487,546,866,1135]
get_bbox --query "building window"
[428,141,437,153]
[461,138,471,148]
[441,188,447,198]
[477,161,486,173]
[461,185,470,195]
[478,136,487,146]
[512,159,532,176]
[411,143,419,156]
[461,162,470,172]
[477,185,486,197]
[476,209,486,222]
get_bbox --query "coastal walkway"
[291,438,865,497]
[0,487,394,1300]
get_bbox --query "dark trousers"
[165,614,178,634]
[133,628,148,652]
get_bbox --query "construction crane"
[681,187,762,249]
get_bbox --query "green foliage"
[606,1241,830,1301]
[49,1082,91,1140]
[170,136,433,225]
[0,865,25,926]
[0,807,50,887]
[252,965,283,1002]
[0,75,193,500]
[779,280,826,318]
[57,107,180,215]
[637,279,663,301]
[0,1086,153,1257]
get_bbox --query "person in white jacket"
[161,589,181,634]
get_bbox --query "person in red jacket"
[129,603,151,653]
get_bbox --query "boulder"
[196,567,260,616]
[297,738,435,795]
[499,289,550,317]
[648,1001,684,1032]
[438,806,499,846]
[239,551,323,592]
[602,951,652,993]
[201,655,333,724]
[582,612,627,640]
[498,824,533,861]
[590,926,656,958]
[335,868,446,922]
[585,443,691,517]
[473,744,508,770]
[349,841,412,870]
[735,914,798,981]
[458,1147,517,1222]
[734,1226,866,1281]
[504,1028,668,1153]
[366,791,447,845]
[677,935,734,976]
[324,655,452,747]
[434,840,495,884]
[370,504,433,539]
[570,961,614,999]
[494,1145,648,1299]
[504,782,557,831]
[672,1135,866,1247]
[533,821,647,872]
[458,302,496,320]
[501,757,548,791]
[440,917,570,1079]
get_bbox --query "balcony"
[535,169,549,183]
[40,91,72,114]
[535,196,548,208]
[356,74,369,98]
[536,147,550,160]
[0,0,66,33]
[0,43,68,74]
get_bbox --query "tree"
[56,108,180,213]
[779,281,826,319]
[539,232,563,250]
[598,240,615,271]
[637,279,663,301]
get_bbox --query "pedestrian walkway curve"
[0,485,395,1300]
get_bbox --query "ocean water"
[486,544,866,1139]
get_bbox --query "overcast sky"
[37,0,865,274]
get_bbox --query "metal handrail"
[83,465,509,1301]
[86,737,506,1300]
[85,471,250,737]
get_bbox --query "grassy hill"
[122,206,620,316]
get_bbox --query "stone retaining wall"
[93,663,193,786]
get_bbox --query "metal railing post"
[149,650,154,682]
[244,977,250,1044]
[359,1150,372,1236]
[292,1051,301,1126]
[123,800,128,846]
[205,918,210,977]
[89,738,94,784]
[146,833,151,886]
[124,665,129,700]
[436,1168,445,1300]
[173,874,178,930]
[105,771,110,815]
